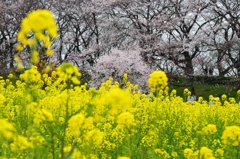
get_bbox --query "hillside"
[168,74,240,101]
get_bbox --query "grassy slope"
[168,76,239,101]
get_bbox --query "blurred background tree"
[1,0,240,94]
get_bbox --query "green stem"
[50,126,55,159]
[60,90,70,159]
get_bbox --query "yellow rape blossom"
[17,9,58,49]
[84,128,104,146]
[184,148,193,159]
[154,148,170,158]
[198,96,203,103]
[56,62,81,86]
[0,119,16,140]
[10,135,33,151]
[117,157,130,159]
[46,49,53,56]
[171,151,178,158]
[141,129,159,147]
[68,113,85,136]
[170,89,177,97]
[196,147,215,159]
[221,94,227,101]
[103,87,132,114]
[202,124,217,135]
[123,73,128,82]
[237,89,240,96]
[29,132,45,147]
[117,112,135,129]
[31,50,39,65]
[0,94,6,105]
[7,73,13,79]
[33,109,53,126]
[19,66,41,84]
[16,9,58,69]
[229,97,236,104]
[14,55,24,71]
[215,148,224,158]
[69,149,86,159]
[148,70,168,93]
[222,126,240,146]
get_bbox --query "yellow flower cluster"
[55,62,81,86]
[237,90,240,96]
[222,126,240,146]
[221,94,227,101]
[15,9,58,69]
[155,148,170,158]
[19,66,42,84]
[117,112,135,129]
[0,119,16,140]
[0,94,6,105]
[84,128,104,146]
[148,70,168,94]
[16,9,58,53]
[11,135,33,151]
[0,67,240,158]
[68,113,85,136]
[117,157,130,159]
[202,124,217,135]
[104,87,132,114]
[183,88,191,96]
[33,109,53,126]
[184,147,215,159]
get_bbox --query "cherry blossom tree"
[2,0,240,82]
[209,0,240,76]
[89,48,154,92]
[101,0,212,77]
[50,0,134,68]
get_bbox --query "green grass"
[168,76,239,101]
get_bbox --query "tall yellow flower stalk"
[148,70,168,97]
[15,9,58,70]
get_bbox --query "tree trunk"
[183,51,195,95]
[237,66,240,77]
[0,53,9,76]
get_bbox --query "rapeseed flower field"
[0,9,240,159]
